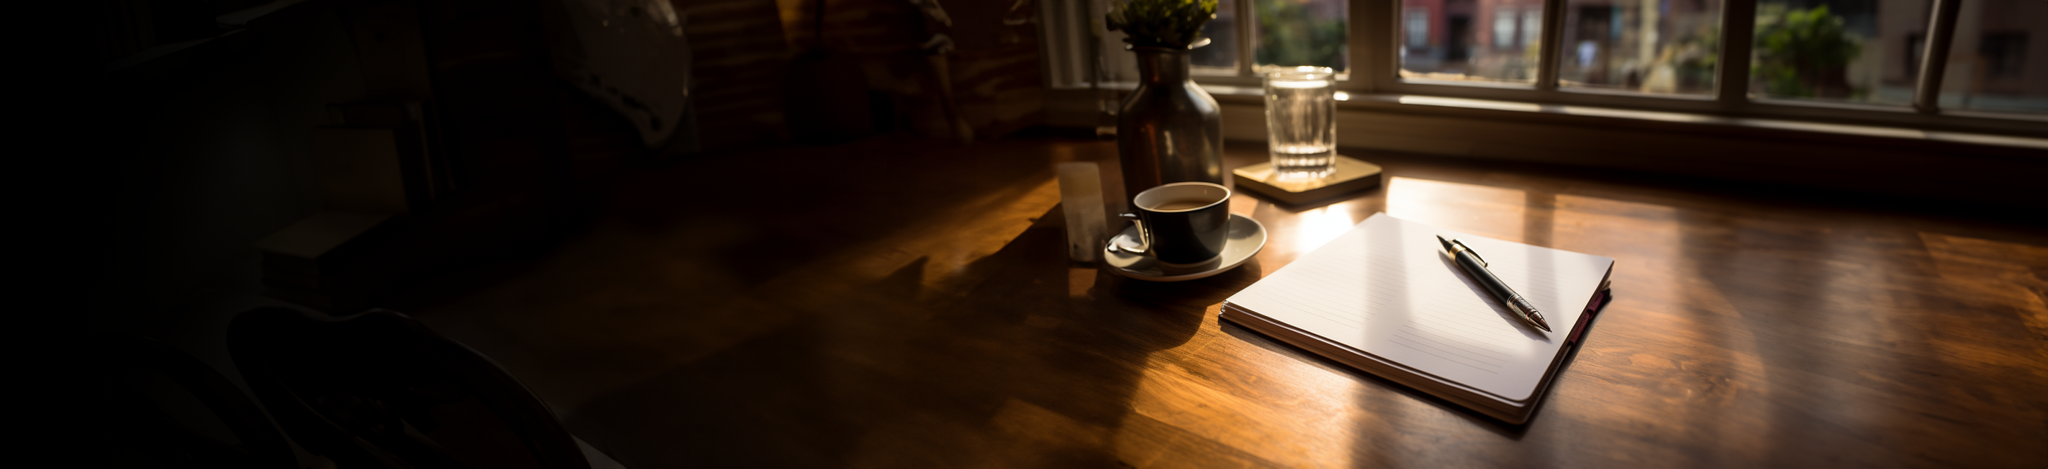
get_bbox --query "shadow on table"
[560,203,1244,466]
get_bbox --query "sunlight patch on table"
[1116,353,1361,467]
[1385,177,1526,243]
[1290,202,1363,254]
[1548,193,1776,455]
[824,177,1063,295]
[1917,232,2048,378]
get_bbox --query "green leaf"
[1104,0,1218,48]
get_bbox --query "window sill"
[1152,85,2048,152]
[1325,93,2048,151]
[1045,84,2048,208]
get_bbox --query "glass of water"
[1264,67,1337,179]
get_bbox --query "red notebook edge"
[1567,277,1614,346]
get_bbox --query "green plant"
[1753,4,1862,98]
[1106,0,1219,48]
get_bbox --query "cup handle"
[1115,212,1149,254]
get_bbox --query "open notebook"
[1221,213,1614,424]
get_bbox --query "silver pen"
[1438,235,1552,332]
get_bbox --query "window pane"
[1192,0,1240,70]
[1751,0,1924,107]
[1400,0,1540,83]
[1558,0,1724,95]
[1938,0,2048,114]
[1254,0,1348,72]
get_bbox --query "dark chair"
[227,307,590,469]
[94,335,298,468]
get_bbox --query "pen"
[1437,235,1552,332]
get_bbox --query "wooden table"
[401,136,2048,467]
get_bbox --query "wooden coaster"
[1233,155,1384,206]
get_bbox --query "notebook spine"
[1566,289,1611,345]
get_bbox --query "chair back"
[228,307,588,469]
[96,335,298,468]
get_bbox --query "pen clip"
[1453,240,1488,267]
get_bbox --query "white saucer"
[1104,213,1266,282]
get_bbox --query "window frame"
[1043,0,2047,136]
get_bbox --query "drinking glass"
[1264,67,1337,179]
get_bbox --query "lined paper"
[1225,213,1614,402]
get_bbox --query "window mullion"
[1351,0,1393,91]
[1534,0,1565,90]
[1714,0,1757,106]
[1237,0,1255,76]
[1913,0,1962,114]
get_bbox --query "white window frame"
[1038,0,2048,136]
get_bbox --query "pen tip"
[1435,235,1452,251]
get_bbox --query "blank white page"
[1226,213,1614,402]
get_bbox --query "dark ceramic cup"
[1119,182,1231,266]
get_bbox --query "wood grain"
[392,136,2048,468]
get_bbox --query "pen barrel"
[1454,251,1538,317]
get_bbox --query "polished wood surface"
[394,136,2048,467]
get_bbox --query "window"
[1939,0,2046,114]
[1750,0,1921,107]
[1556,0,1722,96]
[1192,0,1243,70]
[1254,0,1350,71]
[1045,0,2048,126]
[1400,0,1538,83]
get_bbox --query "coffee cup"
[1117,182,1231,266]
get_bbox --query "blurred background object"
[648,0,792,153]
[1752,2,1866,100]
[781,0,879,143]
[1740,0,2048,112]
[1400,0,1533,83]
[775,0,1047,142]
[1255,0,1349,71]
[1558,0,1724,95]
[543,0,700,152]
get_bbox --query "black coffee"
[1151,199,1216,211]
